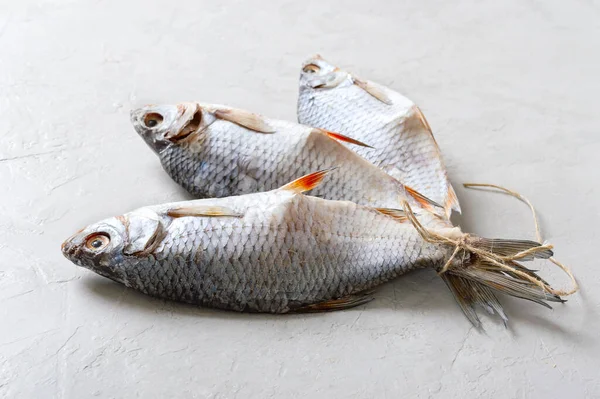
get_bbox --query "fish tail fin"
[401,201,572,328]
[439,273,508,328]
[440,239,563,328]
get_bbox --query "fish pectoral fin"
[317,129,374,148]
[352,76,392,105]
[375,208,409,223]
[167,205,243,218]
[212,107,276,133]
[280,168,337,193]
[291,291,375,313]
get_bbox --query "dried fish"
[297,55,460,217]
[130,102,441,212]
[61,170,562,326]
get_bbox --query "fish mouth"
[61,237,125,283]
[61,236,80,260]
[61,238,89,270]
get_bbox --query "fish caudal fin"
[446,239,566,328]
[441,252,564,328]
[401,201,576,328]
[440,274,508,327]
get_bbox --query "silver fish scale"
[298,83,455,212]
[159,116,417,209]
[118,191,448,312]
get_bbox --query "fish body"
[297,55,460,217]
[62,171,561,325]
[130,103,440,212]
[62,174,453,313]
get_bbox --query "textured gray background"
[1,0,599,398]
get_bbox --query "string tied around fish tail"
[463,183,542,242]
[462,182,578,296]
[400,184,579,297]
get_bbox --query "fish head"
[61,209,165,288]
[299,55,352,92]
[130,102,215,154]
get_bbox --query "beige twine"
[401,183,579,297]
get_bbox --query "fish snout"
[129,107,151,131]
[129,105,179,154]
[129,109,144,129]
[60,237,79,260]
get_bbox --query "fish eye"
[85,233,110,251]
[144,112,164,128]
[303,64,320,74]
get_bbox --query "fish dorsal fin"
[316,129,373,148]
[280,168,335,193]
[353,77,392,105]
[167,205,243,218]
[212,107,276,133]
[374,208,408,222]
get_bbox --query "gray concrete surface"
[1,0,599,397]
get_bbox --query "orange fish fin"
[318,129,373,148]
[375,208,408,223]
[167,205,243,218]
[290,291,375,313]
[280,168,336,193]
[353,77,393,105]
[212,107,276,133]
[404,185,443,212]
